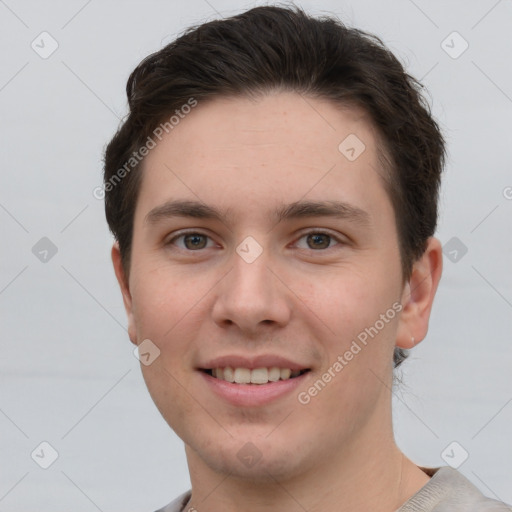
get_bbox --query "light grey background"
[1,0,511,510]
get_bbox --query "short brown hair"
[103,5,446,368]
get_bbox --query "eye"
[165,229,345,253]
[295,230,343,251]
[167,231,215,251]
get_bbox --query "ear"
[396,237,443,349]
[111,242,137,345]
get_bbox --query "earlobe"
[111,242,138,345]
[395,237,443,349]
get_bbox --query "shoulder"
[153,471,512,512]
[398,466,511,512]
[154,490,192,512]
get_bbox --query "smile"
[199,367,311,407]
[203,367,310,384]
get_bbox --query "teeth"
[234,368,251,384]
[209,366,306,384]
[280,368,291,380]
[223,367,235,383]
[251,368,268,384]
[268,367,281,382]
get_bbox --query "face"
[113,91,439,481]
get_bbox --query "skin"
[112,91,443,512]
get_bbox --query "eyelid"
[292,228,346,250]
[166,228,347,251]
[166,229,217,249]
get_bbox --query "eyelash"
[166,229,345,253]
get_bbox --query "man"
[103,5,511,511]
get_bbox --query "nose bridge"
[229,242,274,303]
[212,237,290,330]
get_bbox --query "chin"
[188,428,311,482]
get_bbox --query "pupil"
[308,234,329,249]
[185,234,206,250]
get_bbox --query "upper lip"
[199,355,310,371]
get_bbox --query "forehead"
[135,92,392,227]
[149,92,377,164]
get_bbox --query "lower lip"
[199,371,309,407]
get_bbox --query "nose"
[211,245,292,335]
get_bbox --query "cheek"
[298,277,398,430]
[296,266,394,335]
[131,270,206,434]
[130,266,196,338]
[294,265,401,393]
[140,361,200,442]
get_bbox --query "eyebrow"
[145,199,372,228]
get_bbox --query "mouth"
[201,367,311,385]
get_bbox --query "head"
[104,5,444,482]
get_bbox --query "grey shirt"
[155,466,511,512]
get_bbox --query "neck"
[184,412,430,512]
